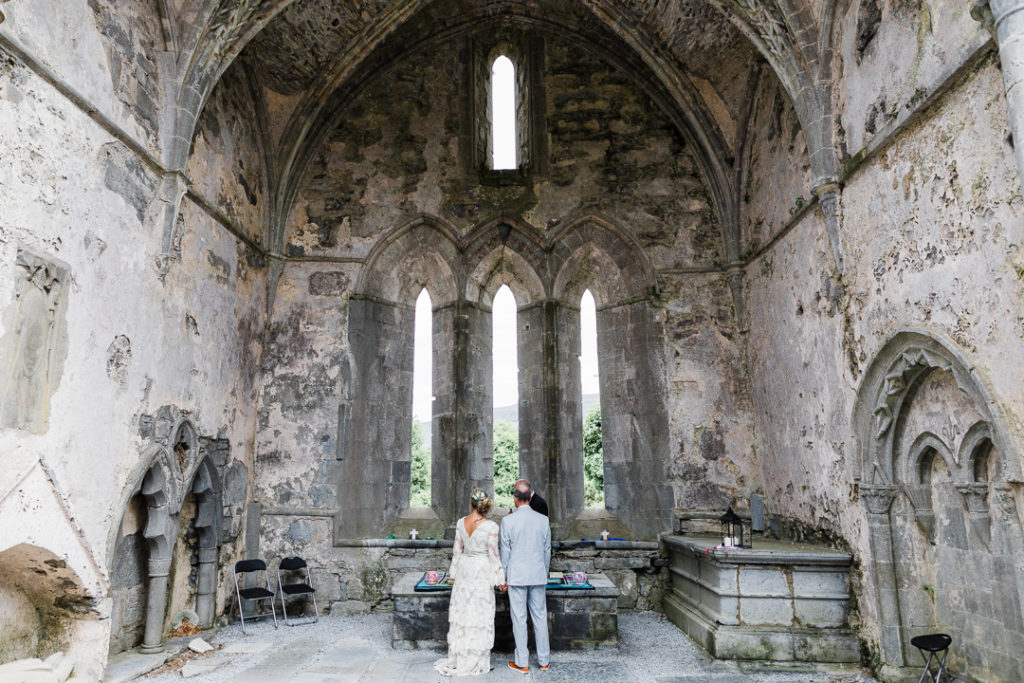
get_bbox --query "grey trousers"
[508,584,550,668]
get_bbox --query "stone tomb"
[391,572,619,650]
[662,536,860,666]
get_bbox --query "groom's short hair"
[513,481,532,503]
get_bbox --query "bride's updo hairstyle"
[470,488,493,515]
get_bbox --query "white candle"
[723,536,731,547]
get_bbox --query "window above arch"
[491,56,517,170]
[462,33,548,181]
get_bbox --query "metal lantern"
[719,507,745,548]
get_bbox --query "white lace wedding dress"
[433,517,505,677]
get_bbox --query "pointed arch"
[852,330,1023,485]
[356,215,460,306]
[551,215,657,306]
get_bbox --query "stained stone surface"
[2,1,1024,681]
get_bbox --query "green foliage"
[493,420,519,509]
[410,422,431,507]
[583,405,604,508]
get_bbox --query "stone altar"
[391,571,619,650]
[662,535,860,666]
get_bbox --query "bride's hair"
[470,488,493,515]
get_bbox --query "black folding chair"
[233,559,278,632]
[277,556,319,626]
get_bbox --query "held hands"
[498,583,507,592]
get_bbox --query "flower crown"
[471,488,490,506]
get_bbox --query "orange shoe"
[540,663,550,670]
[508,661,529,674]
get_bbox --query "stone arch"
[356,215,460,307]
[852,330,1022,485]
[551,215,656,306]
[548,215,670,538]
[109,415,225,654]
[959,422,999,484]
[464,219,547,308]
[341,217,461,539]
[903,432,954,486]
[855,330,1024,677]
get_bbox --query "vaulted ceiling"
[158,0,836,260]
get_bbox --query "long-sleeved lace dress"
[433,517,505,677]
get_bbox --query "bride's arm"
[487,523,505,587]
[448,519,464,580]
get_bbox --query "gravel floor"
[136,612,879,683]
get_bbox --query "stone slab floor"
[106,613,878,683]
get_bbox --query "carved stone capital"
[992,485,1019,517]
[811,182,844,274]
[956,483,990,513]
[861,484,898,515]
[148,556,172,577]
[725,265,747,332]
[902,484,936,540]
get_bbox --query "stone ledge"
[664,535,853,567]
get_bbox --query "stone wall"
[0,3,268,668]
[254,516,665,617]
[257,30,755,546]
[743,47,1024,680]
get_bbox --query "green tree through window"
[410,422,431,507]
[493,420,519,509]
[583,405,604,507]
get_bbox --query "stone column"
[460,302,494,500]
[516,303,552,518]
[860,484,904,668]
[552,302,584,531]
[140,555,172,653]
[195,545,218,628]
[596,301,673,539]
[974,0,1024,200]
[432,300,491,527]
[339,297,414,537]
[991,486,1024,630]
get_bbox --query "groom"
[499,480,551,674]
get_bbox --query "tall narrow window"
[492,285,519,507]
[580,290,604,508]
[410,289,432,507]
[491,56,517,170]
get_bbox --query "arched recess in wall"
[109,417,223,655]
[853,331,1024,680]
[341,216,459,540]
[551,216,672,539]
[463,218,548,514]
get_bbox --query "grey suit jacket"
[499,504,551,586]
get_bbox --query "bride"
[434,488,505,677]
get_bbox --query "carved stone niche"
[0,249,69,433]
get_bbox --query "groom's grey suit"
[500,504,551,669]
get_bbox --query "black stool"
[910,633,951,683]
